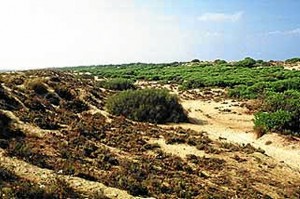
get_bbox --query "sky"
[0,0,300,70]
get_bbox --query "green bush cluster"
[285,57,300,64]
[235,57,256,68]
[106,89,188,123]
[214,59,227,64]
[228,77,300,99]
[64,59,300,92]
[254,90,300,135]
[98,78,135,91]
[64,59,300,136]
[254,110,292,134]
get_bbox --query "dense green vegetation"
[65,58,300,135]
[254,90,300,135]
[65,60,300,98]
[106,89,187,124]
[97,78,135,91]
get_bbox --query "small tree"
[191,59,200,63]
[237,57,256,68]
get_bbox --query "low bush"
[236,57,256,68]
[98,78,135,91]
[63,99,89,113]
[0,112,24,140]
[214,59,227,64]
[0,85,22,110]
[228,85,258,99]
[106,89,188,123]
[254,90,300,135]
[254,110,293,135]
[228,78,300,99]
[55,87,75,101]
[45,93,60,105]
[191,59,200,63]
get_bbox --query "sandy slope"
[0,149,135,199]
[164,98,300,171]
[1,72,300,198]
[284,63,300,70]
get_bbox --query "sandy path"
[164,99,300,171]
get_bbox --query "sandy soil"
[284,63,300,70]
[163,98,300,171]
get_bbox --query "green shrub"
[254,110,292,134]
[98,78,135,91]
[228,78,300,99]
[269,78,300,92]
[182,79,206,89]
[254,90,300,134]
[236,57,256,68]
[228,85,258,99]
[262,90,300,113]
[106,89,188,123]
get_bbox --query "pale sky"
[0,0,300,70]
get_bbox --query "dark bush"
[236,57,256,68]
[0,112,24,140]
[98,78,135,91]
[11,77,25,85]
[214,59,227,64]
[24,97,47,111]
[55,87,75,101]
[45,93,60,105]
[26,79,49,95]
[64,99,89,113]
[33,113,61,130]
[106,89,188,124]
[191,59,200,63]
[0,85,22,110]
[0,165,18,183]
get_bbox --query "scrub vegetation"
[66,57,300,136]
[1,58,300,198]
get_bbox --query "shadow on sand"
[188,117,208,125]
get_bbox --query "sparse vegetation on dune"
[0,64,300,198]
